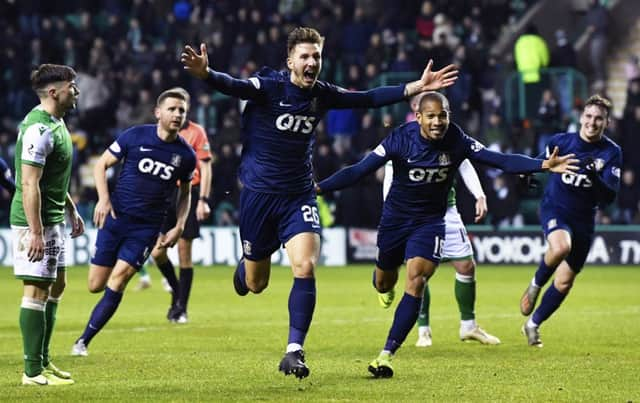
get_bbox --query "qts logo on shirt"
[275,113,316,134]
[138,158,175,180]
[409,167,450,183]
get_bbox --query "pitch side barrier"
[346,225,640,266]
[0,226,638,266]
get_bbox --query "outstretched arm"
[316,152,387,194]
[404,60,458,97]
[470,146,579,174]
[328,60,458,109]
[181,43,262,100]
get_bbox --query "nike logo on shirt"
[140,146,152,152]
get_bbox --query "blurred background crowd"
[0,0,638,229]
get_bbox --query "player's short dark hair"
[31,64,76,92]
[157,87,190,107]
[287,27,324,55]
[418,91,450,112]
[584,94,612,118]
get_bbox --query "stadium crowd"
[0,0,638,228]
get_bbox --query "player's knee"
[551,242,571,260]
[151,248,167,263]
[405,275,425,295]
[50,280,66,297]
[554,279,574,293]
[455,260,475,276]
[291,259,316,278]
[87,280,106,293]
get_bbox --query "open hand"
[181,43,209,80]
[543,146,580,174]
[405,60,459,96]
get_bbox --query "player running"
[380,95,499,346]
[71,88,196,356]
[181,26,458,378]
[316,92,578,378]
[520,95,622,347]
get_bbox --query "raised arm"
[328,60,458,109]
[181,43,263,100]
[316,152,387,194]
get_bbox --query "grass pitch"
[0,264,638,402]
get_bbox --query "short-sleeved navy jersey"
[107,125,197,224]
[207,67,405,194]
[542,132,621,219]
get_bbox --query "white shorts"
[442,206,473,261]
[12,223,66,281]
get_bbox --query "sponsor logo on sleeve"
[373,144,386,157]
[109,141,121,154]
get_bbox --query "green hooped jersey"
[10,106,73,226]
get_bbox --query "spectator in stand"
[514,24,550,119]
[624,55,640,82]
[623,79,640,119]
[536,89,562,154]
[615,169,640,224]
[415,1,436,40]
[365,34,388,72]
[487,174,524,228]
[484,112,507,150]
[326,107,361,158]
[584,0,610,87]
[341,6,374,67]
[550,29,577,115]
[620,105,640,173]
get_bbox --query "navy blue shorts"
[376,217,446,271]
[540,204,594,273]
[239,188,321,260]
[161,185,201,240]
[91,214,161,270]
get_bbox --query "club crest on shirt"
[171,154,182,167]
[593,158,605,172]
[470,141,484,152]
[611,166,620,178]
[438,153,451,166]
